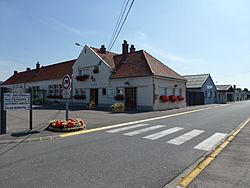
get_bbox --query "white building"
[72,40,187,111]
[2,40,187,111]
[1,60,75,104]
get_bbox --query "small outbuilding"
[216,85,235,104]
[184,74,217,106]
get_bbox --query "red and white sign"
[62,75,71,90]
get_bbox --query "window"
[79,69,88,76]
[102,88,106,95]
[75,88,86,96]
[48,84,62,95]
[107,89,115,98]
[173,88,176,96]
[166,88,173,96]
[175,88,182,96]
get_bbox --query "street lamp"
[75,42,84,48]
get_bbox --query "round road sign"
[62,75,71,90]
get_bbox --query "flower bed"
[47,118,86,132]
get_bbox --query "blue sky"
[0,0,249,89]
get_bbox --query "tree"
[243,88,248,92]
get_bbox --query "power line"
[108,0,135,51]
[107,0,129,50]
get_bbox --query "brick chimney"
[26,68,31,71]
[14,71,18,75]
[122,40,128,55]
[36,61,40,69]
[100,45,106,53]
[130,44,136,53]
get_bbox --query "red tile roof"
[90,47,117,69]
[143,51,185,80]
[2,59,75,85]
[111,50,186,81]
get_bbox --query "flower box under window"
[73,95,86,100]
[114,94,124,101]
[169,95,178,102]
[76,75,89,81]
[47,95,63,99]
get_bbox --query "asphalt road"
[0,101,250,188]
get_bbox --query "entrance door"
[90,89,98,106]
[186,91,204,106]
[125,87,137,109]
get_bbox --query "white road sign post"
[62,75,72,120]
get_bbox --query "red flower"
[159,95,169,102]
[169,95,178,102]
[178,96,184,101]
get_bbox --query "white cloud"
[44,17,93,37]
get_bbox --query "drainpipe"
[153,77,155,105]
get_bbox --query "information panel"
[3,93,31,110]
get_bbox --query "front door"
[90,89,98,107]
[125,87,137,109]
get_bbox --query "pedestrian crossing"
[106,124,227,151]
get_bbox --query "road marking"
[167,129,204,145]
[60,107,215,138]
[176,117,250,188]
[106,123,149,133]
[143,127,184,140]
[194,132,227,151]
[123,125,165,136]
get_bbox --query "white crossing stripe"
[194,132,227,151]
[167,129,205,145]
[143,127,184,140]
[106,123,149,133]
[123,125,166,136]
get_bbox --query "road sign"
[3,93,31,110]
[62,75,71,90]
[62,89,71,99]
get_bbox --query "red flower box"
[73,95,86,100]
[114,95,124,101]
[47,95,63,99]
[159,95,169,102]
[178,96,184,101]
[169,95,178,102]
[76,75,89,81]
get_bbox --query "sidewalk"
[189,121,250,188]
[0,104,220,143]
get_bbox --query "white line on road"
[143,127,184,140]
[123,125,165,136]
[194,132,227,151]
[106,123,149,133]
[167,129,205,145]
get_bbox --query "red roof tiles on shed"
[2,59,75,85]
